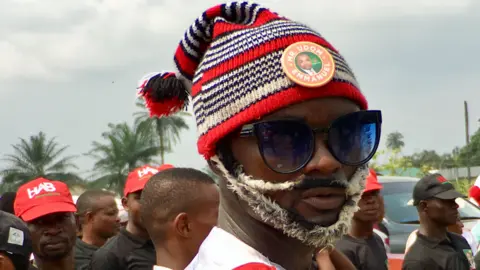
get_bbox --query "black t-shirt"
[75,238,98,270]
[89,228,155,270]
[335,234,388,270]
[402,231,474,270]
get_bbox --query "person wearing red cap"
[137,1,382,269]
[333,168,388,270]
[14,178,78,270]
[89,164,174,270]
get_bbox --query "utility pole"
[465,101,471,179]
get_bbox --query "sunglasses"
[239,110,382,174]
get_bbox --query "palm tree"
[0,132,82,191]
[86,122,159,195]
[134,100,190,164]
[386,131,405,151]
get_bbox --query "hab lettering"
[27,182,56,199]
[137,167,158,178]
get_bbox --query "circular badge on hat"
[281,41,336,88]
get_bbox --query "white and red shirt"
[153,266,172,270]
[185,227,284,270]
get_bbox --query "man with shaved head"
[75,190,119,269]
[141,168,219,270]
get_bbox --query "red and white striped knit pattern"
[173,2,368,159]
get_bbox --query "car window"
[382,181,480,223]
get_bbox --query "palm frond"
[0,132,78,188]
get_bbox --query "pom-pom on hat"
[138,2,368,159]
[137,72,189,117]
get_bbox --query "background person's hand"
[315,248,357,270]
[315,249,335,270]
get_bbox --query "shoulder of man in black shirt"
[89,228,155,270]
[402,231,472,270]
[89,233,123,270]
[402,259,428,270]
[75,238,99,270]
[334,233,388,270]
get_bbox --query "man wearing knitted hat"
[137,2,382,269]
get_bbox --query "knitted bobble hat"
[137,1,368,159]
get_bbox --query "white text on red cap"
[27,182,56,199]
[137,167,158,178]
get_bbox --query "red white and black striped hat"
[137,1,368,160]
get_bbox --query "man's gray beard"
[210,155,368,248]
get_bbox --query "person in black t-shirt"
[335,168,388,270]
[402,174,473,270]
[140,168,219,270]
[74,190,120,270]
[90,164,174,270]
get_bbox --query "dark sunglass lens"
[254,121,314,173]
[329,112,379,165]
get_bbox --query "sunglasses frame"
[239,110,382,174]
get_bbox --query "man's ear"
[173,213,190,238]
[418,200,428,212]
[86,211,95,223]
[121,197,129,211]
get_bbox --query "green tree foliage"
[133,100,190,164]
[0,132,82,191]
[457,128,480,167]
[85,122,159,195]
[376,148,413,176]
[386,131,405,150]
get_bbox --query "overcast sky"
[1,0,479,176]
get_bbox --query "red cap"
[123,164,174,197]
[14,178,76,222]
[364,169,383,193]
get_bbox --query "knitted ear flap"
[137,72,190,117]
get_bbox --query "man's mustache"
[41,236,69,246]
[293,176,348,190]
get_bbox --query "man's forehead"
[93,196,117,209]
[30,212,72,223]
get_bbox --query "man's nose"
[301,137,342,176]
[44,225,62,236]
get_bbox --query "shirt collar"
[120,228,152,246]
[416,231,452,248]
[188,227,285,270]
